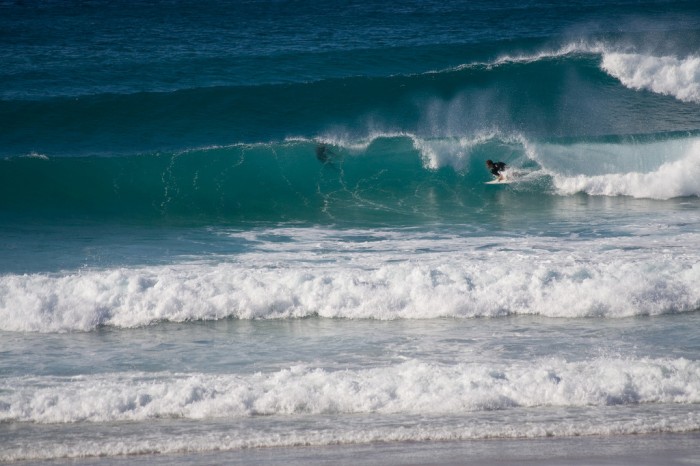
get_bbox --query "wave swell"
[3,41,699,159]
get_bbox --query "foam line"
[2,229,700,332]
[2,357,699,424]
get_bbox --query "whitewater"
[2,0,700,464]
[2,222,700,333]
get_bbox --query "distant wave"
[4,41,699,159]
[442,41,700,104]
[602,52,700,104]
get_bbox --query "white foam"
[287,132,416,154]
[493,43,700,104]
[2,357,698,424]
[1,227,700,332]
[3,404,700,462]
[21,151,50,160]
[411,130,537,171]
[601,52,700,103]
[553,139,700,199]
[411,131,493,170]
[304,129,536,172]
[490,41,605,68]
[431,41,605,74]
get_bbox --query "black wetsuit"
[490,162,506,177]
[316,144,329,163]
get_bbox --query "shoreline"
[29,431,700,466]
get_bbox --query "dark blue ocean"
[2,1,700,464]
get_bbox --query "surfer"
[316,144,332,163]
[486,159,507,181]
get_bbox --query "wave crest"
[602,52,700,104]
[444,41,699,104]
[553,139,700,199]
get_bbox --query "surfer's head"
[486,160,494,168]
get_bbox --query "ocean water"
[2,0,700,463]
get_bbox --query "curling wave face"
[2,132,699,227]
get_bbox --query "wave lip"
[602,52,700,104]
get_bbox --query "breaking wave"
[2,228,699,332]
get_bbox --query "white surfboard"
[485,168,525,184]
[484,179,514,185]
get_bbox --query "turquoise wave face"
[0,139,474,223]
[3,133,699,224]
